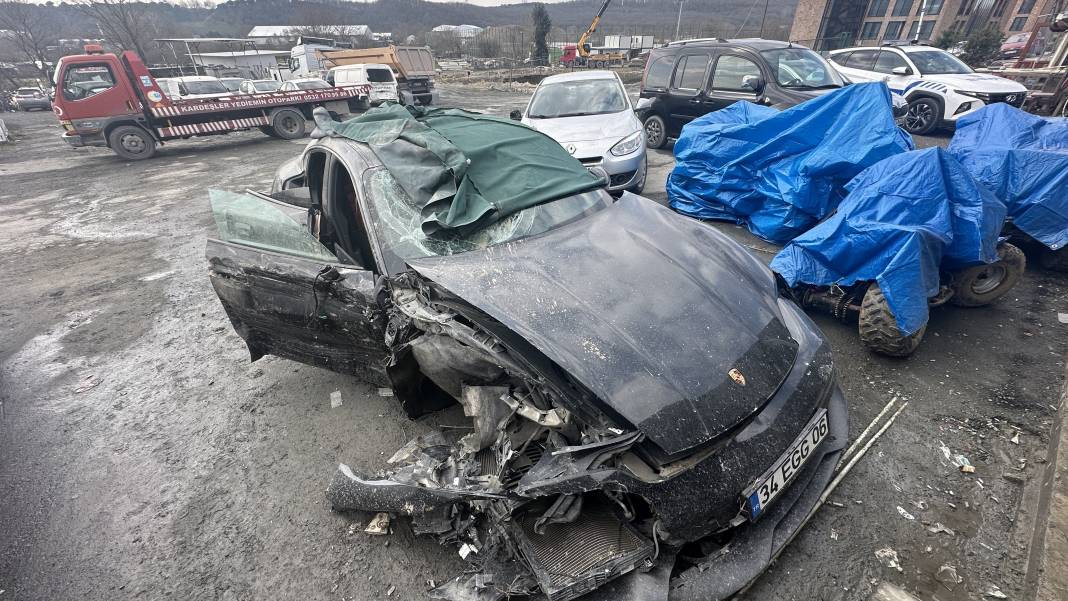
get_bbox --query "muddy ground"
[0,88,1066,601]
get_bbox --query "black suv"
[637,38,849,148]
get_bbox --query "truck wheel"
[858,283,926,357]
[415,94,433,106]
[949,243,1025,307]
[903,97,941,135]
[270,109,307,139]
[644,114,668,149]
[108,125,156,160]
[258,125,281,138]
[1039,247,1068,272]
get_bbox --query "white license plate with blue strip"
[744,408,828,521]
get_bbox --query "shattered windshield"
[760,47,845,89]
[906,50,973,75]
[362,167,611,274]
[527,78,628,119]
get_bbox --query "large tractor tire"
[108,125,157,160]
[950,243,1026,307]
[269,108,307,140]
[858,283,926,357]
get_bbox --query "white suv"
[829,45,1027,135]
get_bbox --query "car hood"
[407,194,798,456]
[523,110,641,144]
[921,73,1027,92]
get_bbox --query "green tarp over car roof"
[312,103,606,235]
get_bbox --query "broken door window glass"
[208,189,337,262]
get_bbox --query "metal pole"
[759,0,771,38]
[913,0,928,44]
[675,1,685,41]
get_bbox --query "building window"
[921,0,945,15]
[991,0,1007,17]
[868,0,890,17]
[907,19,937,39]
[957,0,973,16]
[892,0,914,16]
[860,21,883,39]
[1018,0,1036,13]
[884,20,905,39]
[1009,16,1029,30]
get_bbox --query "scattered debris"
[831,528,840,540]
[347,522,361,535]
[927,523,955,536]
[377,387,394,397]
[364,512,390,535]
[935,564,963,590]
[910,500,928,511]
[871,582,923,601]
[386,584,396,596]
[961,464,976,474]
[330,390,344,409]
[984,584,1008,598]
[875,547,903,572]
[1010,432,1020,445]
[829,501,845,508]
[1058,312,1068,324]
[74,375,101,393]
[458,542,478,559]
[897,506,916,520]
[1004,471,1026,484]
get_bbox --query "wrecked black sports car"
[206,105,848,601]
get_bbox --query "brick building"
[790,0,1059,49]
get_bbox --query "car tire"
[644,114,668,149]
[858,282,926,357]
[108,125,157,160]
[949,243,1026,307]
[903,97,941,135]
[270,108,307,140]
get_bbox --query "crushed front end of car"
[326,194,849,601]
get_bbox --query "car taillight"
[641,56,651,89]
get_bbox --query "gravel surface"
[0,87,1065,601]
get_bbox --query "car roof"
[662,37,796,51]
[832,45,943,54]
[539,70,618,84]
[175,76,220,82]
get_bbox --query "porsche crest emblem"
[728,368,747,386]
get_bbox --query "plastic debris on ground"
[667,82,913,243]
[984,584,1009,599]
[771,147,1006,336]
[875,547,903,572]
[935,564,963,590]
[330,390,343,408]
[948,103,1068,251]
[927,523,955,535]
[365,512,391,535]
[897,506,915,520]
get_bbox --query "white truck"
[319,46,437,105]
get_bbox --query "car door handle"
[689,98,703,103]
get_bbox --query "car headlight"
[954,90,989,100]
[609,131,643,156]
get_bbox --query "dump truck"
[318,45,436,105]
[51,45,371,160]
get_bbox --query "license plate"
[743,408,828,521]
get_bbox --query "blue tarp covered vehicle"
[948,104,1068,255]
[667,82,913,244]
[771,148,1021,356]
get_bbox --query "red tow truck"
[51,45,371,160]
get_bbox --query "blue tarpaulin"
[667,82,914,244]
[771,148,1006,336]
[948,104,1068,251]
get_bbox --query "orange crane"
[561,0,626,68]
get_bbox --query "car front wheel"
[644,114,668,149]
[903,97,941,135]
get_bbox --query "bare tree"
[76,0,157,59]
[0,0,60,80]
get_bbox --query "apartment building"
[791,0,1059,49]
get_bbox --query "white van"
[327,64,399,105]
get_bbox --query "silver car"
[514,70,647,195]
[13,87,51,111]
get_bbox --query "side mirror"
[891,66,912,75]
[509,109,523,121]
[741,74,765,94]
